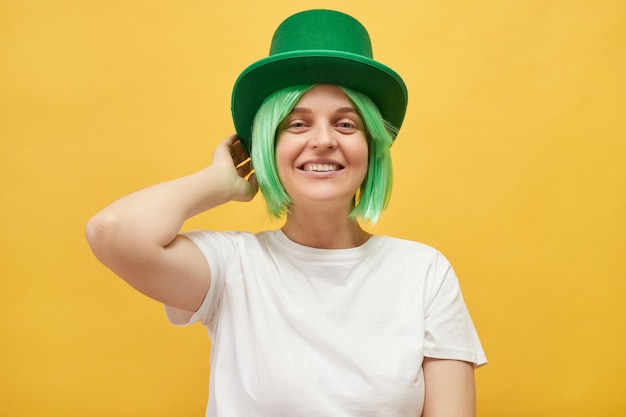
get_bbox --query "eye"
[336,120,359,131]
[282,119,310,132]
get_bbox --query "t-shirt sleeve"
[423,252,487,367]
[164,230,240,327]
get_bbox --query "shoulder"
[370,235,456,286]
[373,235,443,261]
[183,229,270,248]
[180,229,274,265]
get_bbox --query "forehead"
[293,84,355,109]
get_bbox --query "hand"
[211,134,259,202]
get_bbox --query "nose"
[310,125,337,149]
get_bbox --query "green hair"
[250,84,396,224]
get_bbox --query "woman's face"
[275,84,369,211]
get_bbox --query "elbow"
[85,212,121,262]
[86,211,160,278]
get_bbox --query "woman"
[86,9,486,417]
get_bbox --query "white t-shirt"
[166,230,486,417]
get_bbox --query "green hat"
[231,9,408,154]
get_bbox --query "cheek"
[274,137,297,181]
[352,141,369,172]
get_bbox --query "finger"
[236,159,252,178]
[218,134,238,151]
[230,139,248,166]
[232,174,259,202]
[246,173,259,199]
[248,172,258,192]
[212,134,238,163]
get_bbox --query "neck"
[281,206,371,249]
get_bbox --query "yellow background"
[2,0,625,415]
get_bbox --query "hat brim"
[231,50,408,155]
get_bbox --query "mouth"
[299,163,344,172]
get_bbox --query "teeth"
[303,163,340,172]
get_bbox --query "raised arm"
[85,135,257,311]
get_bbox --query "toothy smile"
[300,163,344,172]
